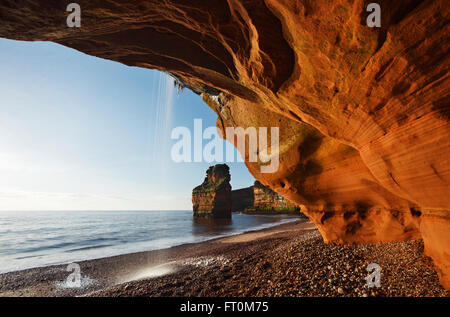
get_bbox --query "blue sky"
[0,38,255,210]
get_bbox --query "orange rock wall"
[0,0,448,288]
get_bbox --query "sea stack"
[192,164,232,218]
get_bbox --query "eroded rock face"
[231,186,255,212]
[252,181,300,212]
[1,0,449,288]
[231,181,300,213]
[192,164,232,218]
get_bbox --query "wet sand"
[0,219,448,297]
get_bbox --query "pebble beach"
[0,220,448,297]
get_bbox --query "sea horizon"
[0,209,301,274]
[0,209,192,212]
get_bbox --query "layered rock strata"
[192,164,232,218]
[251,181,300,213]
[0,0,449,288]
[231,186,255,212]
[231,181,300,213]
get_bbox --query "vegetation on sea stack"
[192,164,232,218]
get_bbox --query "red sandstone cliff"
[231,186,255,212]
[0,0,448,289]
[192,164,232,218]
[252,181,300,212]
[232,181,300,213]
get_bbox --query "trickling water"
[142,73,177,267]
[147,72,176,180]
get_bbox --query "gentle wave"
[0,210,302,273]
[66,244,113,253]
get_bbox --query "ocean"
[0,210,301,274]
